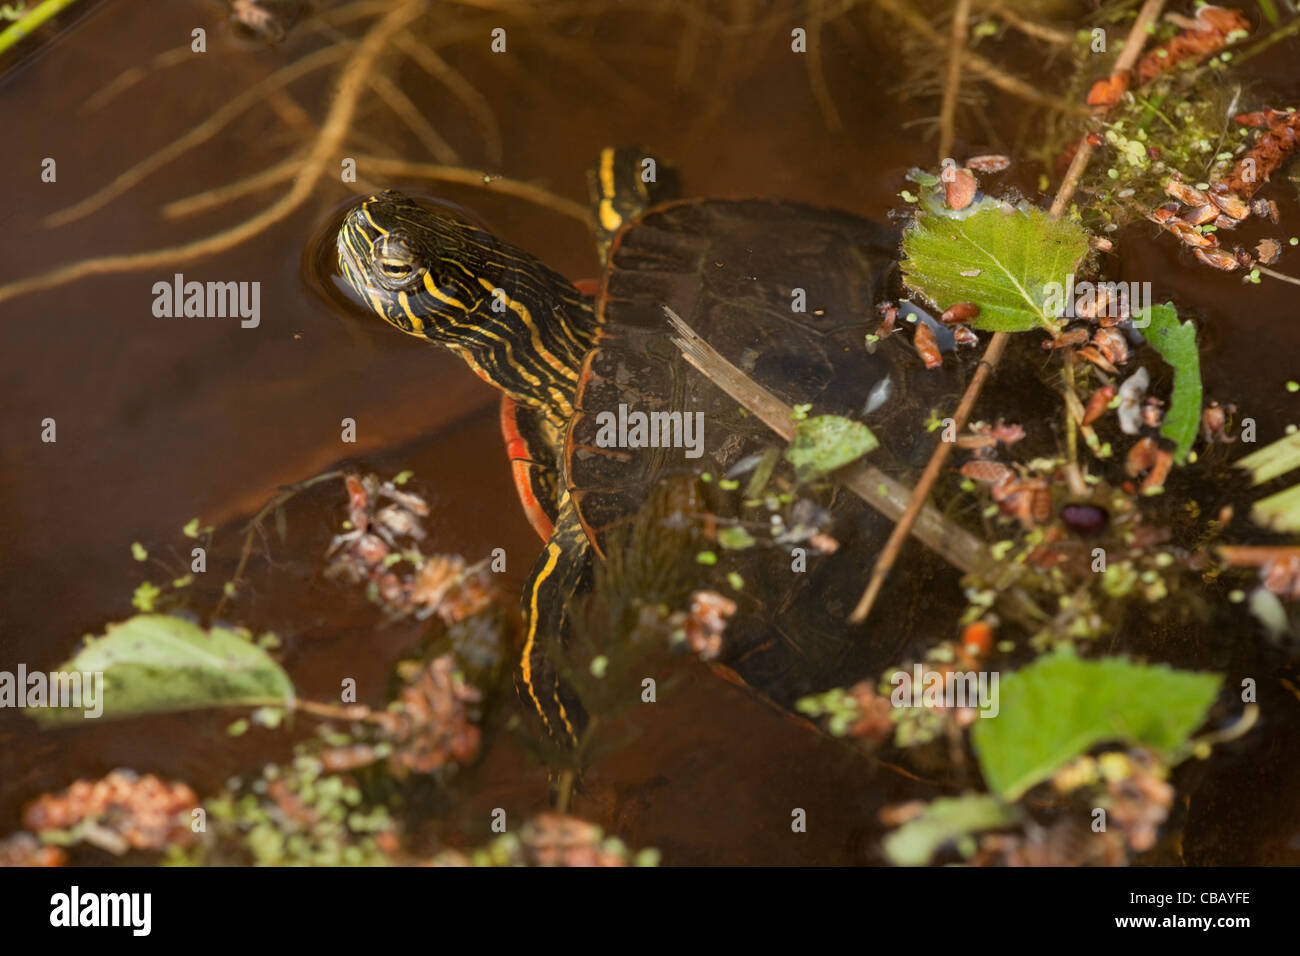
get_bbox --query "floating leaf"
[718,526,756,550]
[785,415,879,480]
[971,653,1221,801]
[34,614,294,725]
[882,794,1019,867]
[1140,302,1202,463]
[900,201,1090,332]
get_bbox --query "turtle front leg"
[517,493,592,747]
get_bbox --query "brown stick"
[848,0,1167,625]
[1217,546,1300,567]
[666,307,987,575]
[937,0,971,162]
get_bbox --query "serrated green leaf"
[971,653,1221,801]
[900,203,1090,332]
[882,794,1019,866]
[33,614,294,725]
[1140,302,1202,463]
[785,415,878,480]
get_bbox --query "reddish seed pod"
[1141,396,1165,429]
[1082,385,1115,426]
[966,154,1011,173]
[1151,205,1178,224]
[1235,111,1275,129]
[1076,346,1119,375]
[1164,219,1217,248]
[1181,203,1218,226]
[1212,215,1238,231]
[913,322,943,369]
[1093,327,1128,366]
[1142,449,1174,493]
[952,325,979,346]
[1126,436,1159,477]
[960,460,1014,485]
[961,621,994,657]
[877,304,898,335]
[941,301,981,324]
[1209,190,1251,220]
[942,167,978,211]
[1043,329,1090,350]
[1193,247,1240,271]
[1165,178,1210,206]
[990,421,1026,445]
[1086,74,1129,108]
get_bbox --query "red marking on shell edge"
[500,395,555,541]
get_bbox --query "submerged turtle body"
[336,153,961,744]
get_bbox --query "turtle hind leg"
[517,495,592,749]
[586,146,681,261]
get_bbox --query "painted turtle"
[337,149,961,744]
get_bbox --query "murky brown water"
[3,0,1300,864]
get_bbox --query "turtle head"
[338,190,596,421]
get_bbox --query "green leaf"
[900,201,1090,332]
[785,415,879,480]
[718,526,756,550]
[1251,482,1300,533]
[1237,432,1300,486]
[34,614,295,725]
[971,653,1221,801]
[882,794,1019,867]
[1140,302,1202,463]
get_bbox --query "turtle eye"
[370,232,425,289]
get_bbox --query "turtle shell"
[564,198,965,700]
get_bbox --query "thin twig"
[937,0,971,161]
[395,33,503,164]
[354,154,591,223]
[848,0,1167,625]
[872,0,1090,115]
[214,470,345,618]
[43,43,353,227]
[805,6,843,132]
[0,0,427,308]
[991,3,1073,46]
[367,70,462,165]
[1217,545,1300,567]
[1255,265,1300,288]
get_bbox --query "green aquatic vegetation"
[785,414,879,480]
[1140,302,1203,463]
[970,652,1221,801]
[35,614,293,724]
[882,794,1020,867]
[900,193,1091,333]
